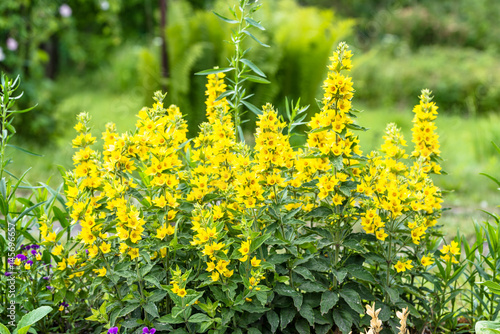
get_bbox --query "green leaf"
[245,17,265,30]
[241,74,270,84]
[242,30,270,47]
[339,289,364,314]
[476,320,500,334]
[266,310,279,333]
[250,234,271,253]
[0,323,10,334]
[189,313,211,323]
[148,290,168,303]
[144,302,159,318]
[16,306,52,334]
[478,281,500,295]
[6,144,43,157]
[300,281,326,293]
[12,201,45,225]
[299,303,315,327]
[158,314,184,324]
[240,59,266,77]
[118,303,140,317]
[347,266,377,284]
[240,100,263,116]
[305,206,333,218]
[320,291,339,315]
[295,318,310,334]
[293,266,315,282]
[332,269,348,284]
[213,11,238,24]
[195,67,234,76]
[332,308,353,334]
[280,308,296,330]
[248,328,262,334]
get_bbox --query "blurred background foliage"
[1,0,500,237]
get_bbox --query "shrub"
[56,18,459,333]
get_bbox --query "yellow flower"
[211,271,220,282]
[93,267,107,277]
[206,262,216,272]
[375,229,388,241]
[99,242,111,254]
[394,260,406,273]
[420,255,434,267]
[128,248,139,260]
[45,232,57,243]
[58,259,67,271]
[250,256,261,267]
[177,288,187,298]
[239,240,251,257]
[449,241,461,256]
[52,245,64,256]
[67,256,77,267]
[24,263,31,270]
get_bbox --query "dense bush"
[351,46,500,115]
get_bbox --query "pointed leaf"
[339,288,364,314]
[240,59,266,77]
[280,308,296,330]
[242,30,270,47]
[245,17,265,30]
[241,74,270,84]
[213,11,238,24]
[320,290,339,315]
[195,67,234,76]
[266,310,279,333]
[240,100,263,116]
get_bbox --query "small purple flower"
[32,244,40,249]
[31,249,37,256]
[108,327,119,334]
[8,258,14,264]
[26,260,33,265]
[25,245,31,250]
[43,276,50,280]
[46,286,52,290]
[16,254,27,261]
[5,272,12,277]
[59,4,72,17]
[143,327,156,334]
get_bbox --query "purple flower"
[26,260,33,265]
[16,254,27,261]
[32,244,40,249]
[43,276,50,280]
[108,327,119,334]
[46,286,52,290]
[143,327,156,334]
[5,272,12,277]
[31,249,37,256]
[8,258,14,264]
[25,245,31,250]
[59,4,72,17]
